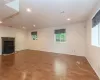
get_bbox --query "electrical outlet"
[72,50,75,53]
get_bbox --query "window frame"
[92,8,100,47]
[31,31,38,40]
[54,29,66,43]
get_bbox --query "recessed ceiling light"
[33,25,36,27]
[0,21,3,24]
[26,8,31,12]
[22,26,26,29]
[67,18,71,21]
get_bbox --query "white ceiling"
[0,0,99,30]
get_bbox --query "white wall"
[0,26,28,55]
[28,22,86,56]
[86,1,100,78]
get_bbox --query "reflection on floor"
[0,50,99,80]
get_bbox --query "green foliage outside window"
[55,29,66,42]
[31,32,37,40]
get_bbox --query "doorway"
[2,37,15,54]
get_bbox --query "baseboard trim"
[28,49,85,57]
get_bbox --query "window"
[31,31,37,40]
[5,0,19,12]
[92,10,100,47]
[55,29,66,42]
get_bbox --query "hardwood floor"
[0,50,99,80]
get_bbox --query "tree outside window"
[55,29,66,42]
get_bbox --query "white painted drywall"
[28,22,86,56]
[86,1,100,78]
[0,26,28,55]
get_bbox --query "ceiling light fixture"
[22,26,26,29]
[67,18,71,21]
[0,21,3,24]
[26,8,31,12]
[33,25,36,27]
[60,11,65,14]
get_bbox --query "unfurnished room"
[0,0,100,80]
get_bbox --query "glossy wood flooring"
[0,50,99,80]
